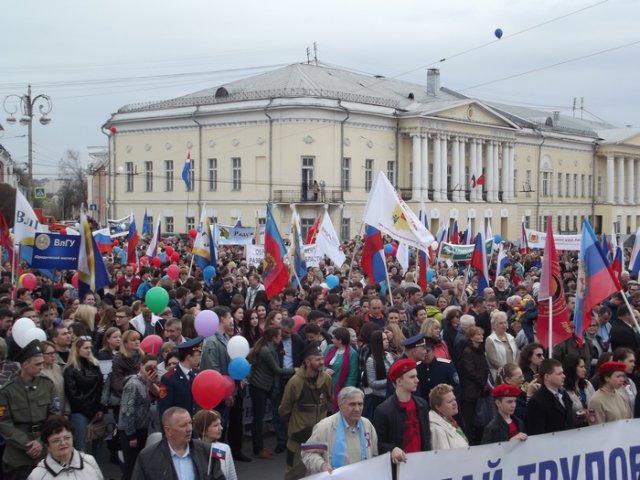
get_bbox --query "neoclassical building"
[102,63,640,241]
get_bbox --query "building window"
[125,162,134,192]
[144,161,153,192]
[165,216,174,233]
[341,218,350,241]
[164,160,173,192]
[186,159,194,192]
[597,176,602,198]
[581,174,585,197]
[147,216,153,230]
[365,159,373,192]
[208,158,217,191]
[301,218,314,240]
[208,216,218,225]
[566,173,570,197]
[573,174,578,198]
[524,216,531,229]
[341,157,351,191]
[542,172,551,197]
[525,170,532,198]
[409,162,413,192]
[513,170,518,198]
[231,157,241,191]
[588,175,592,198]
[557,173,563,197]
[557,216,562,233]
[387,161,396,187]
[186,216,195,231]
[302,156,314,192]
[573,216,578,232]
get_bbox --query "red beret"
[597,361,627,374]
[389,359,417,383]
[491,384,522,398]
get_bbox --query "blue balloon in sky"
[495,28,503,39]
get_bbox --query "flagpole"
[620,293,640,334]
[548,297,553,356]
[345,221,366,285]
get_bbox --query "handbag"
[473,375,495,428]
[86,418,107,442]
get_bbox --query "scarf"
[331,413,367,470]
[324,346,351,411]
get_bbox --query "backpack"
[100,371,121,407]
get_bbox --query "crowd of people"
[0,231,638,480]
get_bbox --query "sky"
[1,0,638,180]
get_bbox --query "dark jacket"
[249,342,294,392]
[480,414,525,444]
[158,366,201,418]
[373,394,431,454]
[132,438,225,480]
[460,344,489,402]
[610,321,640,353]
[63,359,103,419]
[111,351,141,396]
[525,385,574,435]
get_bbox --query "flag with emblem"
[77,210,111,301]
[262,205,289,298]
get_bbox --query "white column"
[470,139,478,202]
[493,141,501,202]
[411,134,421,200]
[508,143,515,201]
[617,155,625,204]
[477,140,484,202]
[420,135,429,202]
[606,154,615,203]
[433,134,442,201]
[452,136,460,202]
[627,157,635,204]
[636,158,640,205]
[486,141,494,202]
[459,137,467,202]
[440,135,449,202]
[500,142,509,202]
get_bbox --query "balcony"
[271,189,343,203]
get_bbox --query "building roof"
[596,127,640,145]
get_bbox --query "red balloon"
[21,273,38,291]
[60,228,67,235]
[222,375,235,398]
[292,315,306,333]
[113,239,119,247]
[192,370,226,410]
[128,262,138,273]
[71,273,79,289]
[165,246,174,257]
[140,335,164,355]
[152,257,162,267]
[34,298,45,311]
[110,127,117,133]
[140,256,150,266]
[171,252,180,263]
[189,229,197,240]
[167,264,180,280]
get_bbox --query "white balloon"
[227,335,250,359]
[21,328,47,345]
[12,318,37,348]
[431,241,439,250]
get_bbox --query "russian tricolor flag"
[470,227,489,296]
[630,228,640,278]
[93,228,113,253]
[361,225,386,285]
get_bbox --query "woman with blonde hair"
[429,383,469,450]
[485,310,519,383]
[110,330,143,399]
[384,323,405,359]
[421,318,451,360]
[63,336,104,452]
[74,304,97,335]
[40,341,67,416]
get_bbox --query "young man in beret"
[373,358,431,466]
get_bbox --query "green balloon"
[146,287,169,314]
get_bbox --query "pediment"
[429,102,518,129]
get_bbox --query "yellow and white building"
[102,63,640,240]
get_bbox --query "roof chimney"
[553,111,560,123]
[427,68,440,96]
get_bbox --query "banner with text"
[246,245,264,267]
[525,228,581,251]
[31,233,80,269]
[438,240,493,262]
[303,452,391,480]
[399,419,640,480]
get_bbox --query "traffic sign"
[34,187,46,199]
[89,203,97,211]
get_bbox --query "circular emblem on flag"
[35,234,50,250]
[158,384,167,399]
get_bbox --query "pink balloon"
[167,264,180,280]
[71,273,79,289]
[140,335,164,355]
[292,315,306,333]
[21,273,37,291]
[34,298,45,311]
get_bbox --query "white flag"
[14,190,44,245]
[396,242,409,272]
[315,211,346,267]
[146,218,161,258]
[363,171,434,250]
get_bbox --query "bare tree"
[57,149,87,220]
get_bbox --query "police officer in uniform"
[0,340,58,480]
[158,336,204,418]
[417,337,461,401]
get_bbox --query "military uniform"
[158,337,203,418]
[0,340,58,480]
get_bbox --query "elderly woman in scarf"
[324,327,359,412]
[301,387,378,474]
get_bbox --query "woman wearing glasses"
[40,341,67,417]
[27,416,103,480]
[518,342,545,384]
[63,336,104,453]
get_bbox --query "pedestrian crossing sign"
[34,187,46,199]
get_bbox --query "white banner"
[303,452,391,480]
[245,245,264,267]
[302,244,321,268]
[399,419,640,480]
[525,228,581,251]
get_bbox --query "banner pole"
[548,297,553,356]
[620,292,640,334]
[346,221,366,284]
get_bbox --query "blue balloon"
[427,268,435,282]
[228,357,251,380]
[203,265,216,283]
[326,275,339,289]
[158,252,167,262]
[383,244,394,255]
[113,246,121,254]
[115,226,122,232]
[495,28,503,39]
[494,234,502,244]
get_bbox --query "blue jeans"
[250,385,269,454]
[270,383,287,447]
[70,413,90,451]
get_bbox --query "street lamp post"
[3,85,52,202]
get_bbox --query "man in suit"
[525,358,574,435]
[159,337,204,418]
[610,304,640,353]
[132,407,224,480]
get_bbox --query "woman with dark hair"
[588,361,632,424]
[27,416,103,480]
[248,327,294,459]
[363,330,393,419]
[562,354,595,427]
[459,326,490,445]
[518,342,545,383]
[441,308,461,356]
[179,313,198,339]
[324,327,359,412]
[97,327,121,361]
[242,309,261,347]
[254,302,269,335]
[230,305,245,334]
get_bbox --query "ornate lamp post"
[3,85,52,202]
